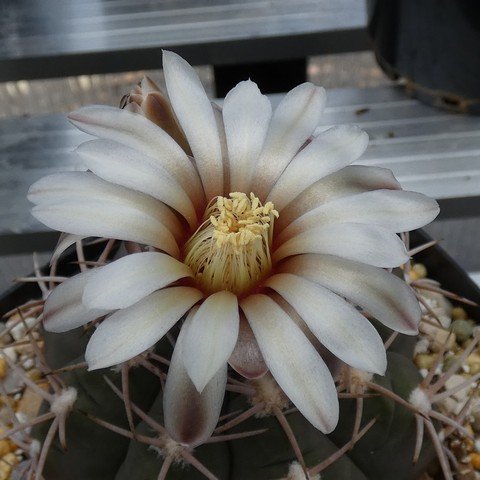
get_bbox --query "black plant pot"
[367,0,480,114]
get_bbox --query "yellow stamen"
[184,192,278,295]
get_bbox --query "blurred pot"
[367,0,480,113]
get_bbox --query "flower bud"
[121,76,191,155]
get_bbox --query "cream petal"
[29,172,180,257]
[265,273,386,374]
[251,83,326,200]
[29,171,182,238]
[276,165,401,232]
[280,254,421,334]
[164,307,227,447]
[182,291,239,392]
[162,50,223,199]
[77,140,197,229]
[86,287,202,370]
[50,233,84,266]
[278,189,440,244]
[33,201,180,258]
[228,315,268,379]
[273,223,409,268]
[241,294,339,433]
[222,80,272,193]
[82,252,193,310]
[212,102,229,196]
[271,293,343,378]
[43,270,108,333]
[68,105,204,207]
[267,125,368,210]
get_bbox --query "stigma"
[184,192,278,296]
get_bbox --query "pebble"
[419,368,429,378]
[6,316,37,342]
[2,348,17,363]
[471,452,480,470]
[431,328,456,353]
[444,374,472,401]
[409,270,421,282]
[443,353,457,372]
[0,359,7,380]
[16,387,44,421]
[414,338,430,356]
[414,354,435,370]
[0,440,13,457]
[452,319,476,343]
[27,369,42,382]
[420,290,453,318]
[0,429,16,457]
[14,412,28,429]
[0,452,18,480]
[453,307,468,320]
[21,358,34,370]
[437,314,453,329]
[412,263,428,279]
[467,353,480,375]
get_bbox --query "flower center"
[184,192,278,295]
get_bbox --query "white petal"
[50,233,84,266]
[280,254,421,334]
[265,274,386,374]
[276,165,401,232]
[278,189,440,244]
[182,291,239,392]
[164,307,227,447]
[251,83,326,200]
[273,223,409,268]
[241,294,338,433]
[83,252,193,310]
[29,173,180,257]
[77,140,197,229]
[44,270,108,333]
[86,287,202,370]
[163,50,223,199]
[268,126,368,210]
[68,105,204,207]
[223,80,272,192]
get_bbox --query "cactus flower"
[29,51,439,437]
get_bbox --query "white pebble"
[7,317,37,341]
[444,374,471,401]
[3,347,17,362]
[15,412,29,425]
[414,338,430,356]
[437,314,452,329]
[22,358,35,370]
